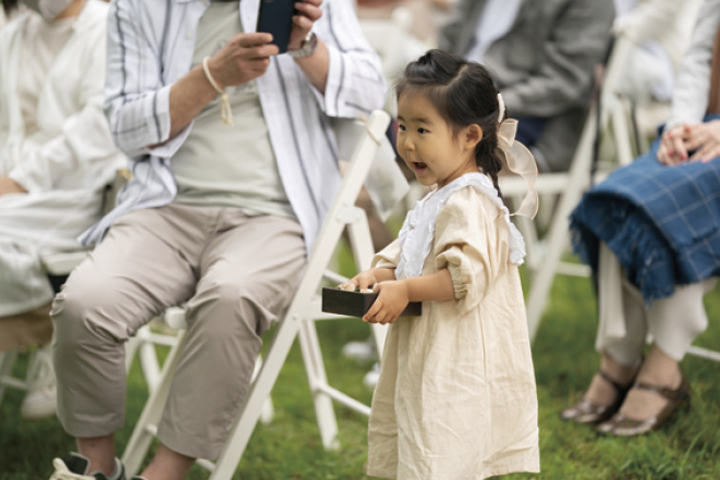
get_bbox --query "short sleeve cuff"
[371,239,402,270]
[437,247,484,314]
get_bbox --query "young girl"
[342,50,540,479]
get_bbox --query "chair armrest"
[163,306,187,330]
[40,251,89,276]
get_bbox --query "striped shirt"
[81,0,386,251]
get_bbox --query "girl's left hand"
[363,281,409,325]
[288,0,323,51]
[684,120,720,163]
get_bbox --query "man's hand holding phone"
[205,33,279,89]
[288,0,323,51]
[206,0,324,87]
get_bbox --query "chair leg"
[525,108,598,341]
[0,350,19,404]
[122,330,187,478]
[250,355,275,425]
[125,336,140,373]
[612,102,634,166]
[137,327,162,396]
[299,319,340,451]
[346,209,389,358]
[24,348,42,387]
[126,323,173,397]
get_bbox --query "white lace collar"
[395,173,526,280]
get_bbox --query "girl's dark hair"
[3,0,19,16]
[396,49,506,196]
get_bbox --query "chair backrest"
[499,35,645,341]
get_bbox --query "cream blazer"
[0,1,125,317]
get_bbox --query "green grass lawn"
[1,249,719,479]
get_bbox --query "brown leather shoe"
[596,374,691,436]
[560,370,633,425]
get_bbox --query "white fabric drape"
[0,2,125,316]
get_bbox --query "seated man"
[50,0,385,479]
[439,0,615,172]
[0,0,124,419]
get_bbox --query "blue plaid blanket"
[570,116,720,303]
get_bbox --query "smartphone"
[256,0,297,54]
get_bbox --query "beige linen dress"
[367,184,540,480]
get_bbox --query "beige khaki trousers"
[51,204,305,460]
[596,242,716,366]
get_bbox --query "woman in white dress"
[0,0,123,418]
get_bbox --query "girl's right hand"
[363,280,409,324]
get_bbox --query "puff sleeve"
[433,188,509,314]
[371,239,402,270]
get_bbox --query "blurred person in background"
[563,0,720,437]
[439,0,615,172]
[357,0,456,45]
[0,0,123,421]
[613,0,703,134]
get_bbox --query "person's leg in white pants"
[568,242,714,425]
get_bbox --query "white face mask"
[22,0,75,21]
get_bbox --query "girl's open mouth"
[413,162,428,172]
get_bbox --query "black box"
[321,287,422,318]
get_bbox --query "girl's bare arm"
[402,269,454,302]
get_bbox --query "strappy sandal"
[596,373,690,437]
[560,370,634,425]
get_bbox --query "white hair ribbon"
[497,93,506,123]
[495,93,539,219]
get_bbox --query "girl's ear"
[462,124,483,151]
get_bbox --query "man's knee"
[188,279,280,341]
[51,265,130,348]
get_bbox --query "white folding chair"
[499,36,639,341]
[122,110,396,478]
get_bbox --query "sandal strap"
[597,369,631,393]
[633,380,689,401]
